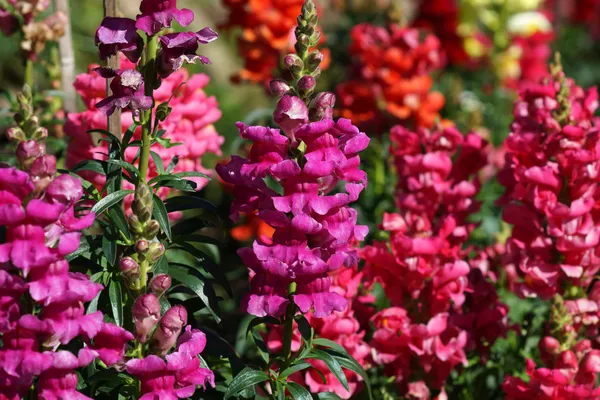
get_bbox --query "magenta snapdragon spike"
[500,56,600,397]
[218,100,369,318]
[0,89,132,398]
[0,165,131,398]
[498,59,600,299]
[217,0,369,319]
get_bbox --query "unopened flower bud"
[120,257,140,281]
[31,126,48,142]
[269,79,291,97]
[298,75,316,97]
[132,183,153,223]
[149,305,187,356]
[129,214,144,234]
[284,54,303,75]
[144,220,160,238]
[309,92,336,121]
[148,242,165,262]
[16,140,44,169]
[149,274,171,296]
[136,239,149,254]
[6,127,25,142]
[296,33,310,48]
[133,294,161,343]
[307,50,324,69]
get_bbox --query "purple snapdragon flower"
[136,0,194,36]
[157,27,218,78]
[95,17,143,63]
[95,68,153,116]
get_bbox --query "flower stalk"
[280,282,297,370]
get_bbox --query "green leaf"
[106,160,140,181]
[164,195,218,214]
[150,151,165,175]
[71,160,106,175]
[92,190,134,215]
[174,234,222,247]
[173,171,210,180]
[251,330,269,364]
[109,207,131,239]
[312,338,348,356]
[286,382,312,400]
[172,243,231,296]
[224,368,269,400]
[279,362,312,380]
[165,155,179,174]
[87,291,101,314]
[316,393,342,400]
[102,236,117,267]
[155,136,183,149]
[152,194,172,241]
[153,255,169,274]
[168,264,220,322]
[296,316,313,344]
[312,339,373,399]
[331,355,372,400]
[159,178,197,192]
[88,128,120,145]
[109,279,123,327]
[121,123,138,152]
[307,349,349,392]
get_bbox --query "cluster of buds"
[220,0,329,85]
[6,86,55,194]
[269,1,332,120]
[0,0,67,60]
[120,183,164,291]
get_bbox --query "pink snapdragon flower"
[126,326,214,399]
[217,94,369,318]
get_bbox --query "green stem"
[24,59,33,87]
[280,282,297,370]
[139,35,158,183]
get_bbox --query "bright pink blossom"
[218,94,369,318]
[126,326,214,400]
